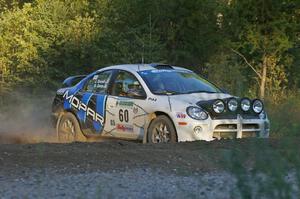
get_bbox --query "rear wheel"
[56,112,86,142]
[147,115,177,143]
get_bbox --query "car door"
[104,70,148,140]
[74,70,114,135]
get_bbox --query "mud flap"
[142,113,156,143]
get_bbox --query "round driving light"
[213,100,225,113]
[194,126,202,134]
[253,99,263,114]
[241,98,251,112]
[228,98,238,112]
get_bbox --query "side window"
[85,71,112,94]
[111,71,146,98]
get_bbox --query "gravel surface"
[0,140,236,198]
[0,169,236,199]
[0,139,299,198]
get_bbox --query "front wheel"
[147,115,177,143]
[56,112,86,143]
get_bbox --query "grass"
[219,138,300,199]
[225,95,300,198]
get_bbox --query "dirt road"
[0,138,299,198]
[0,139,236,199]
[0,140,225,177]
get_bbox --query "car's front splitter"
[176,117,270,142]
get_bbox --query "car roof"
[97,64,192,73]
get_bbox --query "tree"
[0,0,101,94]
[223,0,298,100]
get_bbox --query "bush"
[267,95,300,138]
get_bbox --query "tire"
[56,112,86,143]
[147,115,177,143]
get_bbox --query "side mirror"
[127,89,146,99]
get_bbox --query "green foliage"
[223,138,299,199]
[206,51,248,96]
[0,4,45,88]
[0,0,299,101]
[222,0,299,100]
[267,94,300,138]
[0,0,96,92]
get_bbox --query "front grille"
[213,132,237,139]
[215,124,237,130]
[242,132,259,138]
[213,124,237,139]
[212,114,260,120]
[213,123,260,139]
[242,124,259,129]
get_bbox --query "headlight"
[186,106,208,120]
[212,100,225,113]
[227,98,238,112]
[241,98,251,112]
[253,99,264,113]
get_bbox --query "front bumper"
[176,116,270,142]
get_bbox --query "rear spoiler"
[62,75,86,87]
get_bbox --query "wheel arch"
[56,109,86,142]
[143,111,178,143]
[54,106,83,131]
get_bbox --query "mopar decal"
[63,90,104,125]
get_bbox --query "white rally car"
[51,64,270,143]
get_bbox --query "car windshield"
[138,69,221,95]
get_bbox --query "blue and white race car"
[52,64,270,143]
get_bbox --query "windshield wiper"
[154,90,181,95]
[185,90,219,94]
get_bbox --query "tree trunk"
[260,55,267,100]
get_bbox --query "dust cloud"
[0,91,57,144]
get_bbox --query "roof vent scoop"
[150,63,174,70]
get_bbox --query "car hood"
[168,92,232,105]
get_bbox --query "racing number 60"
[119,109,129,123]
